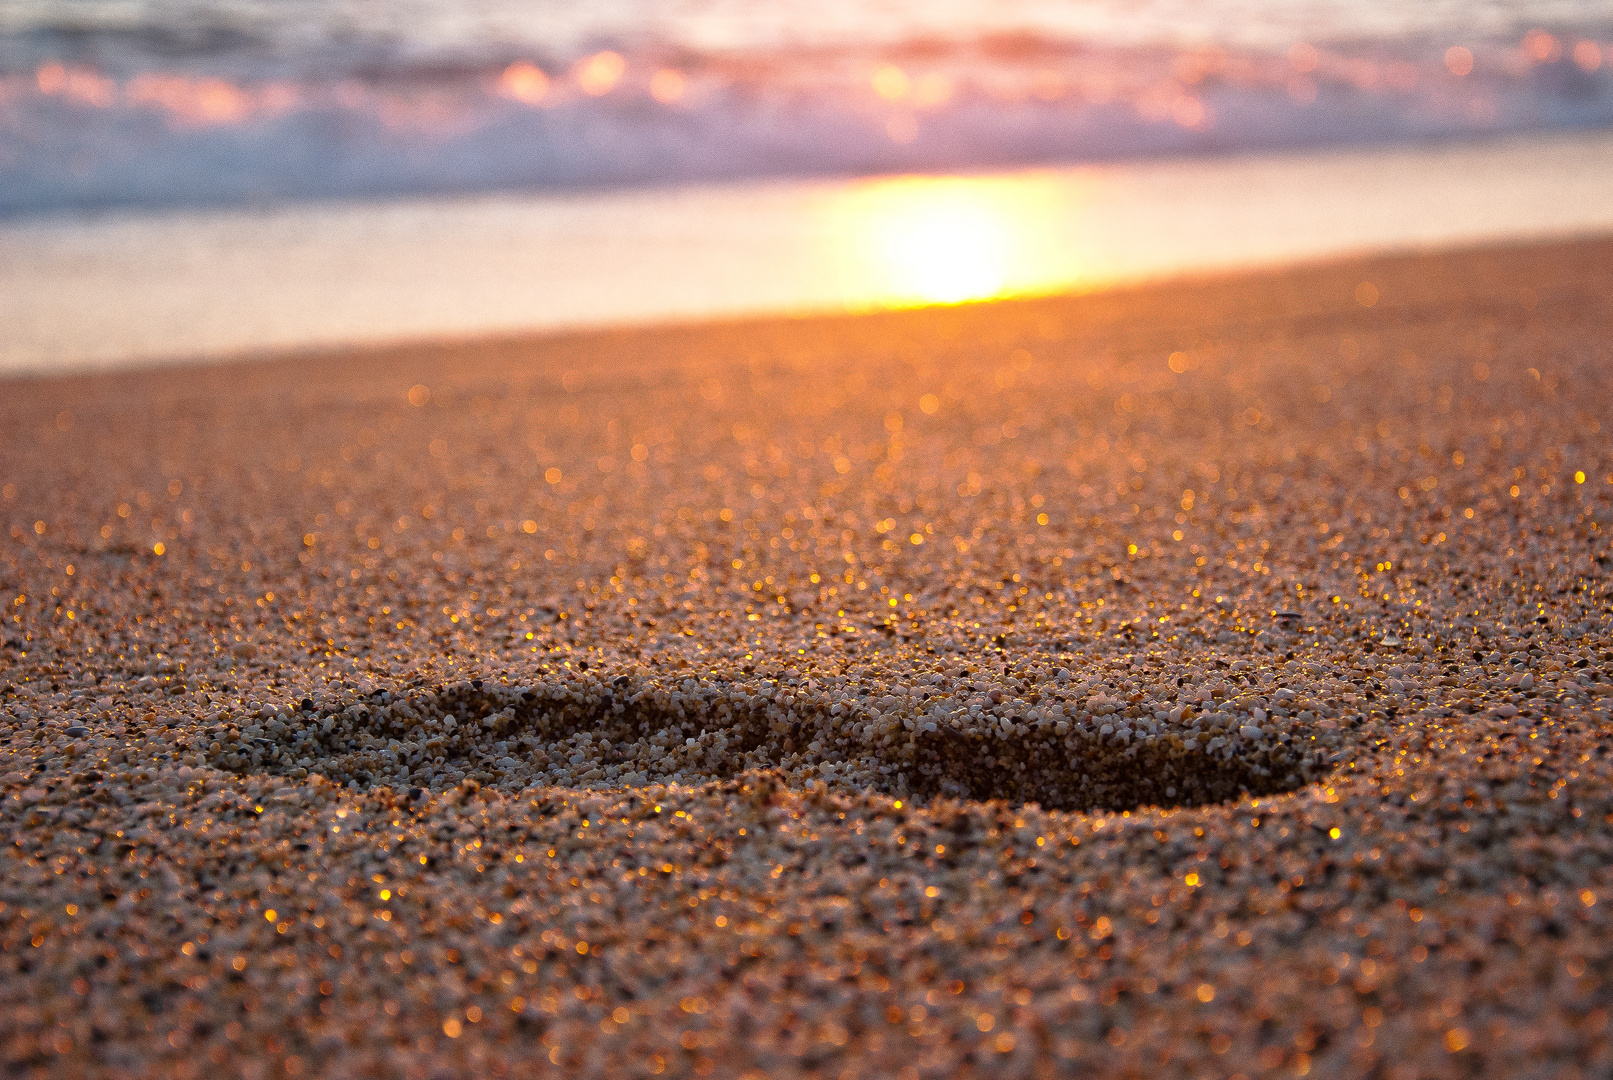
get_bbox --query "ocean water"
[2,0,1611,215]
[6,132,1613,372]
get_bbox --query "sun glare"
[496,61,549,105]
[826,173,1082,309]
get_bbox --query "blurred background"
[3,0,1612,370]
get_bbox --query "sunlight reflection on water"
[826,172,1094,308]
[4,133,1613,372]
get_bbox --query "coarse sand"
[2,236,1613,1079]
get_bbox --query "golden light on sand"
[826,173,1084,309]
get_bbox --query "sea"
[2,0,1612,370]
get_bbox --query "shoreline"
[5,128,1613,375]
[2,235,1612,1077]
[0,226,1608,394]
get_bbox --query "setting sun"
[827,173,1082,309]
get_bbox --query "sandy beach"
[3,236,1612,1078]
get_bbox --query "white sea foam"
[0,0,1609,214]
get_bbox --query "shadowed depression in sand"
[2,239,1612,1078]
